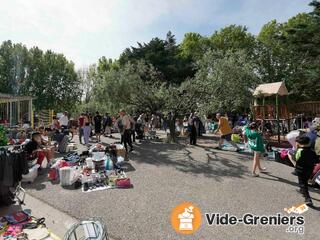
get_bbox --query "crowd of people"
[47,110,162,153]
[18,109,318,206]
[185,111,320,206]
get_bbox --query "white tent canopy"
[253,81,289,97]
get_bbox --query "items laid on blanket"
[0,211,59,240]
[48,143,133,192]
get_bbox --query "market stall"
[48,143,132,192]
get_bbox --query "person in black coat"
[188,113,197,145]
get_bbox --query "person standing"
[83,113,91,145]
[59,111,69,129]
[130,115,136,143]
[93,111,102,142]
[150,114,157,130]
[94,111,103,142]
[78,113,85,144]
[188,113,197,145]
[103,112,112,138]
[193,112,201,137]
[119,110,133,152]
[83,123,91,146]
[215,113,241,152]
[294,136,320,206]
[244,122,267,177]
[51,116,61,130]
[163,115,168,133]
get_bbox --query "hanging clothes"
[0,147,29,206]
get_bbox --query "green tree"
[0,41,81,111]
[119,31,194,84]
[194,50,260,113]
[23,48,81,111]
[210,25,256,56]
[257,20,290,84]
[0,41,29,94]
[93,60,165,115]
[180,32,211,61]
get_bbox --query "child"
[295,136,320,206]
[245,122,267,177]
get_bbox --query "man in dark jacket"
[295,136,320,206]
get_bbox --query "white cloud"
[0,0,311,68]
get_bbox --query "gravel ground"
[24,132,320,240]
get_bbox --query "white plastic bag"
[286,130,300,150]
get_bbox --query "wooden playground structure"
[0,93,35,126]
[252,81,320,144]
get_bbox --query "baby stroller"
[145,130,159,140]
[135,123,144,140]
[12,182,26,205]
[64,218,109,240]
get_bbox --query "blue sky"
[0,0,312,68]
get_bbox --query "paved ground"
[23,132,320,240]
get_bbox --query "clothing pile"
[48,143,132,192]
[0,211,58,240]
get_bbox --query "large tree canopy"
[257,4,320,101]
[0,41,80,111]
[194,50,260,113]
[93,60,166,114]
[1,1,319,118]
[119,31,195,84]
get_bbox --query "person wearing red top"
[78,113,85,144]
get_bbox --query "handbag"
[115,178,131,188]
[5,211,30,225]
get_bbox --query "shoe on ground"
[129,148,134,152]
[259,167,268,173]
[251,173,259,177]
[305,198,313,206]
[291,170,298,176]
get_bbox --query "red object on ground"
[48,168,58,181]
[312,163,320,178]
[36,151,46,166]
